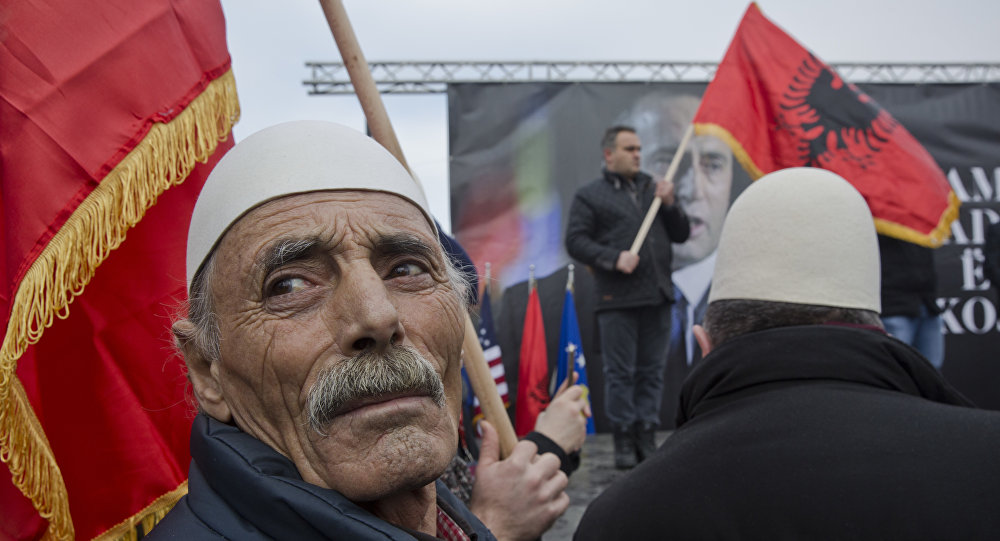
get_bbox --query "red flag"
[0,1,237,538]
[693,2,959,247]
[515,286,549,437]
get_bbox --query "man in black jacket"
[565,125,690,469]
[575,167,1000,540]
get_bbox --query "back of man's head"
[703,167,881,346]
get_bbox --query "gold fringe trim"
[873,190,962,248]
[694,122,766,180]
[0,69,239,541]
[1,378,72,540]
[694,121,962,248]
[93,481,188,541]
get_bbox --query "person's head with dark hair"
[601,125,641,179]
[692,167,882,353]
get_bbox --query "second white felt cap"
[708,167,881,313]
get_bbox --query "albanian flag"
[694,2,959,247]
[515,285,550,437]
[0,1,238,539]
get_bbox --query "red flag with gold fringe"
[693,2,959,247]
[0,0,238,538]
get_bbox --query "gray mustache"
[307,345,446,435]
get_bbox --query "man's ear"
[692,324,714,357]
[173,319,232,423]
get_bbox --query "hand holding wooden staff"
[628,124,695,255]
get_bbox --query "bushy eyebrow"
[256,237,322,278]
[372,233,438,265]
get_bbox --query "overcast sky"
[219,0,1000,231]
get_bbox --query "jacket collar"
[602,168,650,190]
[187,414,491,540]
[676,325,972,426]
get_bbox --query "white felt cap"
[708,167,881,312]
[186,120,433,286]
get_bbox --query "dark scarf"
[677,324,972,427]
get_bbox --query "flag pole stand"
[318,0,517,458]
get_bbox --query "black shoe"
[613,425,637,469]
[634,422,657,463]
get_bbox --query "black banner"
[449,82,1000,430]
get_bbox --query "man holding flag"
[577,4,986,537]
[566,126,690,469]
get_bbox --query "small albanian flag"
[694,2,959,247]
[515,285,549,437]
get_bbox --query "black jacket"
[878,234,941,316]
[985,221,1000,293]
[576,325,1000,540]
[148,415,495,540]
[565,170,689,311]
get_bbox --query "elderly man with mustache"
[150,121,566,540]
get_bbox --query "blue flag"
[556,288,595,434]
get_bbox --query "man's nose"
[677,166,697,202]
[331,266,404,355]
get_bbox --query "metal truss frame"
[304,61,1000,95]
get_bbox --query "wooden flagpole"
[628,124,695,254]
[317,0,518,458]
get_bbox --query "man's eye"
[267,276,309,297]
[388,262,426,278]
[701,155,727,173]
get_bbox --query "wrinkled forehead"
[186,121,435,287]
[226,190,437,250]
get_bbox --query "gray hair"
[702,299,883,348]
[174,253,221,364]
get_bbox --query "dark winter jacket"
[565,170,689,311]
[878,234,941,316]
[576,325,1000,540]
[984,221,1000,293]
[148,415,495,540]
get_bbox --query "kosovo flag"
[555,289,596,434]
[693,2,958,247]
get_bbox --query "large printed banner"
[449,82,1000,422]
